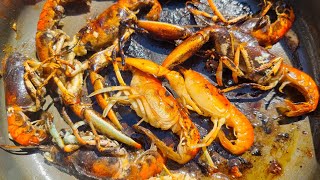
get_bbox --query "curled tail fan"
[278,64,319,117]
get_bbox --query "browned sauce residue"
[268,160,282,175]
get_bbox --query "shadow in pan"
[309,108,320,163]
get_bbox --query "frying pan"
[0,0,319,179]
